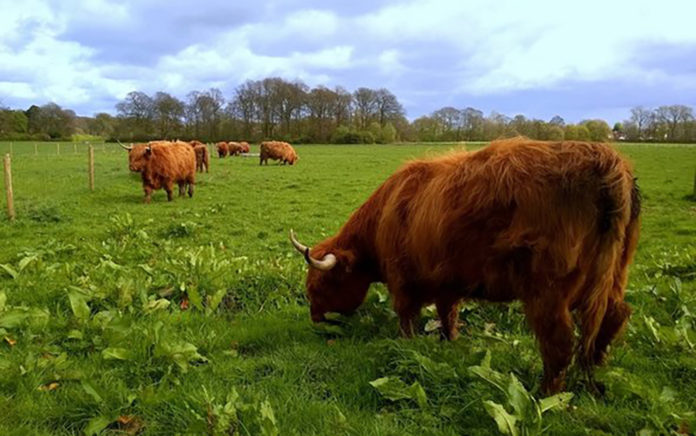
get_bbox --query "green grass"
[0,141,695,435]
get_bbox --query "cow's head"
[120,142,151,172]
[290,230,371,322]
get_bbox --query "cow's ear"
[145,146,152,157]
[334,249,357,273]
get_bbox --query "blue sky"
[1,0,695,123]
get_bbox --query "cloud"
[0,0,695,121]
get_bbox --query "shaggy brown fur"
[216,142,228,158]
[227,142,244,156]
[193,144,210,172]
[293,138,640,394]
[127,141,196,203]
[260,141,298,165]
[239,142,250,153]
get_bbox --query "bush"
[71,134,104,142]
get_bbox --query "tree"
[0,110,28,137]
[353,88,378,130]
[116,91,154,140]
[374,88,404,126]
[152,92,185,139]
[549,115,565,127]
[307,86,337,142]
[629,106,652,140]
[581,119,612,142]
[433,107,462,140]
[32,103,75,139]
[88,113,116,139]
[461,107,484,140]
[655,105,693,142]
[412,116,441,142]
[186,88,225,141]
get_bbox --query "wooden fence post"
[57,143,60,155]
[89,145,95,192]
[3,154,15,221]
[34,143,38,156]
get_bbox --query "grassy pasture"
[0,141,695,436]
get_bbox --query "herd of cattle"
[119,139,298,203]
[119,137,640,395]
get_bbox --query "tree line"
[1,78,695,143]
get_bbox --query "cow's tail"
[577,158,640,370]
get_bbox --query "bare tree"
[655,105,694,142]
[152,92,184,139]
[353,88,378,130]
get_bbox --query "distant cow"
[193,144,210,172]
[216,142,229,158]
[260,141,298,165]
[239,142,250,153]
[290,138,640,394]
[120,141,196,203]
[227,142,244,156]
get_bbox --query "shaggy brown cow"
[216,142,229,158]
[290,138,640,394]
[227,142,244,156]
[239,141,250,153]
[120,141,196,203]
[260,141,298,165]
[193,144,210,172]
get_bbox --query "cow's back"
[375,139,635,298]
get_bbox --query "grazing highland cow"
[260,141,298,165]
[227,142,244,156]
[290,138,640,394]
[120,141,196,203]
[239,142,250,153]
[216,142,229,158]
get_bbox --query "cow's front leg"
[436,293,461,340]
[143,186,152,204]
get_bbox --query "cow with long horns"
[290,138,641,394]
[120,141,196,203]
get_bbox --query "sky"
[1,0,695,123]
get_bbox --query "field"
[0,141,695,436]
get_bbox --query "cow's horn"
[289,230,337,271]
[117,140,132,151]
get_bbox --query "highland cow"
[193,144,210,172]
[227,142,244,156]
[216,142,229,158]
[290,138,640,394]
[260,141,298,165]
[239,142,250,153]
[120,141,196,203]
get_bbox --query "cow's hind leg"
[187,178,194,198]
[592,299,630,366]
[436,293,461,340]
[393,291,422,338]
[178,181,185,197]
[524,298,575,395]
[165,181,174,201]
